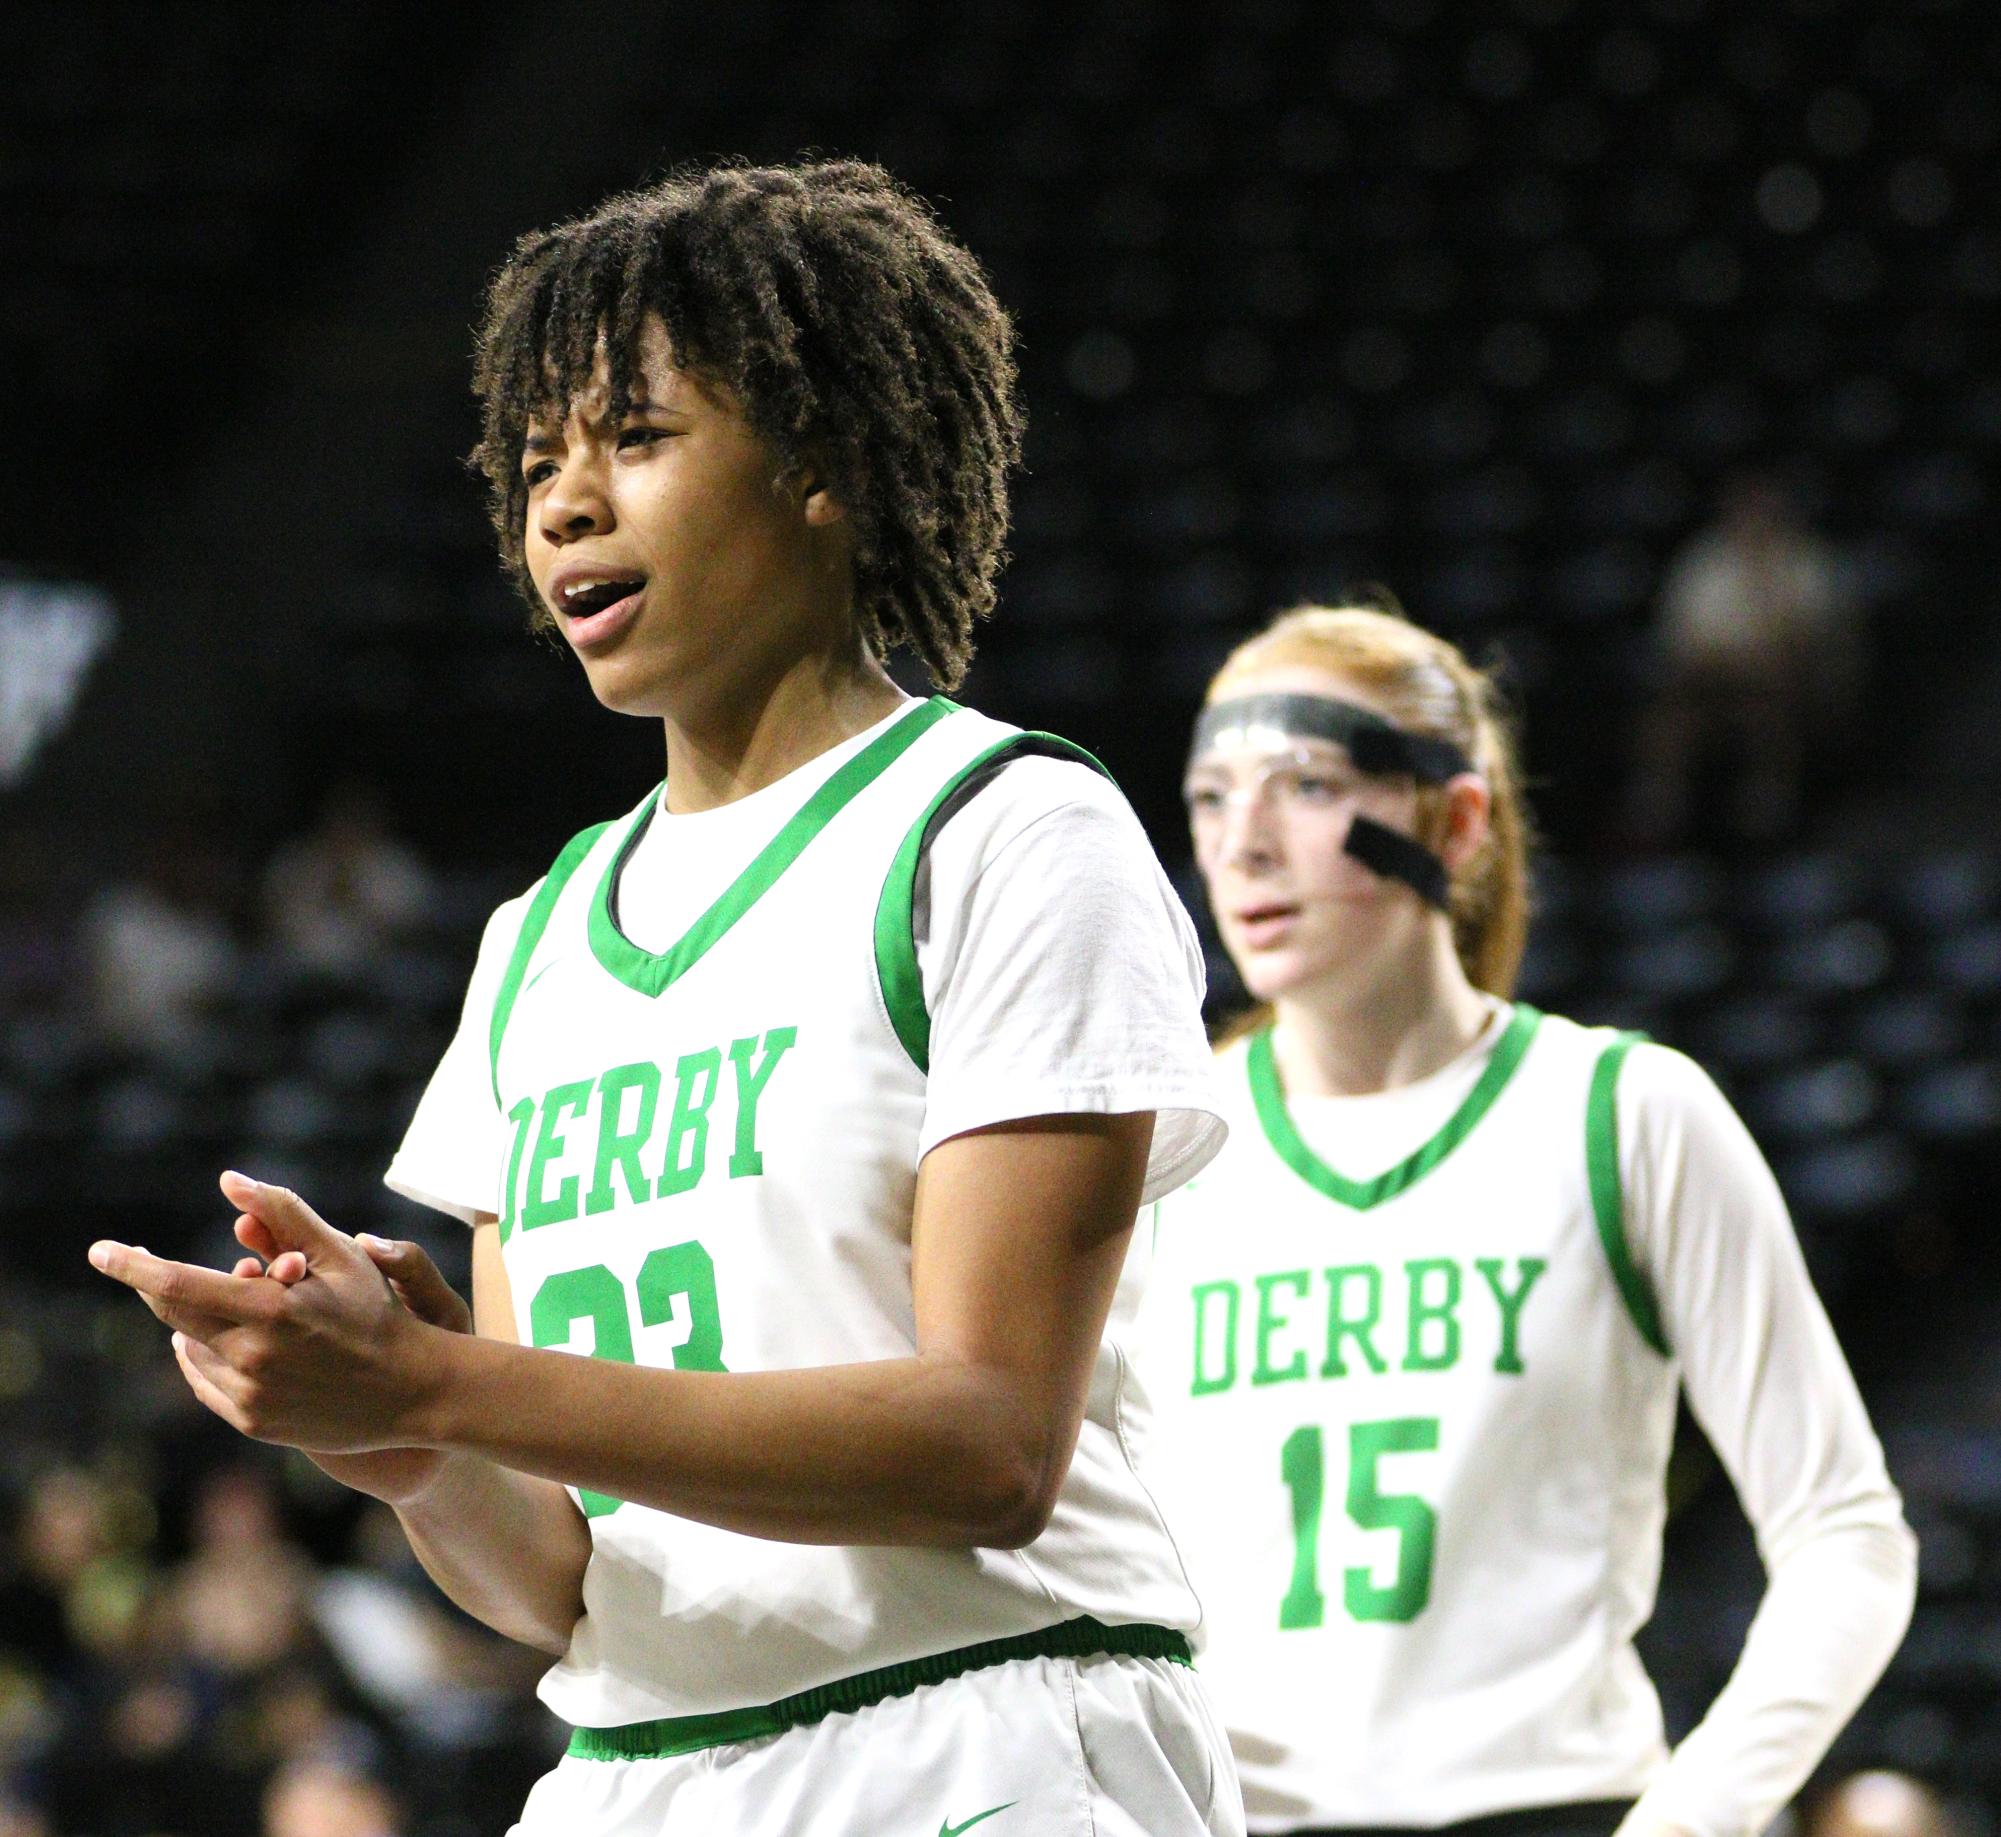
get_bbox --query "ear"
[790,453,847,528]
[1437,773,1491,874]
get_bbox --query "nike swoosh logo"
[941,1805,1015,1837]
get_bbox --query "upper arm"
[384,891,537,1225]
[1621,1046,1903,1559]
[910,1112,1154,1448]
[913,762,1222,1200]
[469,1217,519,1345]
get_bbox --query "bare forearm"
[394,1450,593,1654]
[407,1333,1063,1549]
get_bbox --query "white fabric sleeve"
[1613,1044,1917,1837]
[912,756,1226,1205]
[382,891,535,1225]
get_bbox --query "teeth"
[562,578,641,614]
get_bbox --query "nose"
[1214,787,1282,875]
[538,451,613,546]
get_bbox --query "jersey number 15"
[1278,1417,1438,1628]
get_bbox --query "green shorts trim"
[565,1615,1194,1761]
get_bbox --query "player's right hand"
[228,1216,472,1506]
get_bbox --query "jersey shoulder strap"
[487,820,614,1103]
[873,733,1115,1073]
[1585,1029,1671,1358]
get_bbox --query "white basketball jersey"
[483,698,1203,1727]
[1142,1007,1679,1831]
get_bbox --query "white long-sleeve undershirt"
[1615,1042,1917,1837]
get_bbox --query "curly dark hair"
[470,158,1023,690]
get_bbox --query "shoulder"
[1605,1035,1740,1131]
[469,885,538,970]
[924,746,1151,884]
[1574,1029,1777,1209]
[470,794,649,971]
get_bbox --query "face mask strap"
[1188,692,1472,785]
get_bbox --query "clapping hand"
[90,1171,473,1504]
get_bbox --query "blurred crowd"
[2,788,565,1835]
[0,1453,559,1837]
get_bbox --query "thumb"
[218,1171,345,1262]
[357,1235,472,1333]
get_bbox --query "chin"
[1233,952,1315,1003]
[576,654,670,718]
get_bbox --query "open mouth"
[1234,903,1301,946]
[561,578,645,619]
[557,577,647,647]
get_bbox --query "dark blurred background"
[2,3,1998,1834]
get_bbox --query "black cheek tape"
[1343,816,1452,908]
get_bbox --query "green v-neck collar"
[1246,1003,1543,1209]
[588,696,958,997]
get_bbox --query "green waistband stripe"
[565,1616,1193,1762]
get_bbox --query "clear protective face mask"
[1183,741,1367,833]
[1185,693,1477,908]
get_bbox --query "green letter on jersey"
[727,1027,798,1179]
[636,1242,728,1371]
[1475,1256,1547,1376]
[585,1062,661,1216]
[1253,1270,1312,1386]
[1278,1423,1327,1629]
[1344,1416,1439,1623]
[655,1048,722,1198]
[530,1244,731,1520]
[497,1095,536,1243]
[1190,1281,1240,1396]
[529,1263,634,1518]
[1320,1264,1388,1377]
[1401,1259,1462,1372]
[522,1079,595,1232]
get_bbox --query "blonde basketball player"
[89,161,1242,1837]
[1143,603,1914,1837]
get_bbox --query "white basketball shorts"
[510,1645,1245,1837]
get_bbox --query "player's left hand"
[88,1170,449,1454]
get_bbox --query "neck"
[1269,920,1495,1098]
[659,638,908,814]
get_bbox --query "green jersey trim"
[873,732,1114,1073]
[586,697,959,999]
[1246,1003,1543,1210]
[1586,1032,1671,1358]
[488,821,614,1105]
[563,1615,1192,1761]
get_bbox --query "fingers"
[234,1212,281,1263]
[231,1220,307,1286]
[357,1236,472,1332]
[89,1241,277,1327]
[217,1171,347,1263]
[171,1331,252,1435]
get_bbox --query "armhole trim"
[487,821,613,1105]
[1586,1031,1671,1359]
[873,734,1115,1073]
